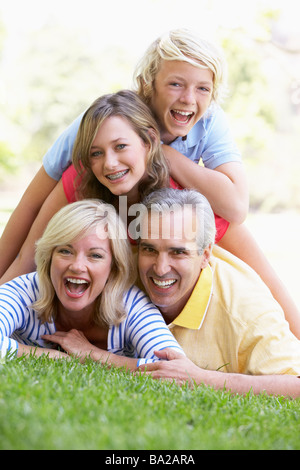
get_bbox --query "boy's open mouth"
[170,109,194,124]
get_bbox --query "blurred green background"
[0,0,299,303]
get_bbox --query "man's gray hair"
[141,188,216,253]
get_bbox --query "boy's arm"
[0,166,58,277]
[0,180,68,284]
[218,223,300,340]
[163,144,249,224]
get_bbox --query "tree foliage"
[0,19,133,166]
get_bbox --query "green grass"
[0,355,299,450]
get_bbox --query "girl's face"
[50,228,112,319]
[89,116,149,201]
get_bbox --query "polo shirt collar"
[182,106,214,148]
[168,119,205,150]
[172,264,213,330]
[185,119,206,147]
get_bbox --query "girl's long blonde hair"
[72,90,169,207]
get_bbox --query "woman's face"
[50,227,112,318]
[89,116,149,201]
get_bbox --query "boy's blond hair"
[133,28,228,105]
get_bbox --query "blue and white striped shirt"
[0,272,184,365]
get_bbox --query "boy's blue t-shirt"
[43,105,241,181]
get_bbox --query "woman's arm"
[218,223,300,339]
[42,330,139,370]
[0,273,67,360]
[0,180,68,284]
[42,287,185,370]
[17,343,69,360]
[163,145,249,224]
[0,166,58,278]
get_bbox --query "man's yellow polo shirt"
[169,245,300,376]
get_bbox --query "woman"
[0,199,184,366]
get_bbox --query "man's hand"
[138,348,203,386]
[139,349,300,398]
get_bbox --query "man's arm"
[163,145,249,224]
[139,349,300,398]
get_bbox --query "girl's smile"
[90,116,149,202]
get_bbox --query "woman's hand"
[43,329,139,370]
[42,329,99,361]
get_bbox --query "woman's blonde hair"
[133,28,228,105]
[72,89,169,206]
[33,199,136,326]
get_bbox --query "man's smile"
[150,277,177,289]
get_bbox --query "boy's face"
[149,60,214,144]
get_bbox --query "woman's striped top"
[0,272,184,365]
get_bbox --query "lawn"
[0,355,299,451]
[1,186,300,452]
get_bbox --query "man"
[137,188,300,398]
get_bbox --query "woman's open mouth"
[64,277,90,297]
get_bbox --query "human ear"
[200,244,212,269]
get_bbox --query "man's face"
[138,208,211,323]
[149,60,213,144]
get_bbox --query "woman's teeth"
[65,278,89,294]
[106,170,128,180]
[67,278,88,284]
